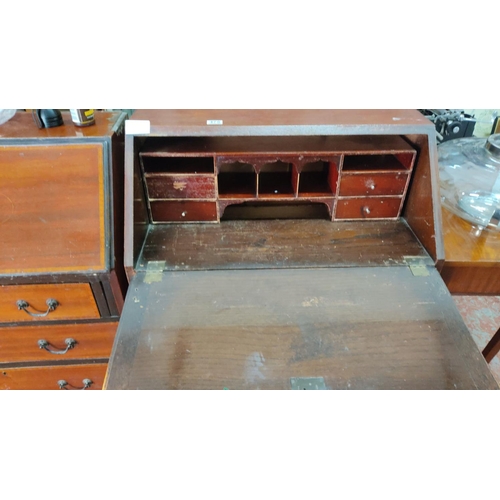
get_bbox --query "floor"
[453,295,500,385]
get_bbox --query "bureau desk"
[104,109,497,390]
[0,111,127,389]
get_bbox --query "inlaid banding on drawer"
[146,174,216,199]
[0,322,117,363]
[0,363,108,390]
[335,197,402,220]
[0,283,100,323]
[339,172,409,197]
[150,201,218,222]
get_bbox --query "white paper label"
[207,120,223,125]
[125,120,151,135]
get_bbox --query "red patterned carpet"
[453,295,500,385]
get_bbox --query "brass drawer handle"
[16,298,59,317]
[58,379,93,390]
[38,338,77,355]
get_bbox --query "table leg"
[483,326,500,363]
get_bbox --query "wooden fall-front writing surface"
[105,266,497,390]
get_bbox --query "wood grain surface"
[0,144,106,274]
[440,208,500,293]
[105,267,497,390]
[0,321,117,363]
[0,362,108,390]
[0,283,100,323]
[137,219,429,271]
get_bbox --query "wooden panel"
[137,220,429,271]
[403,134,443,265]
[150,200,218,222]
[105,268,497,390]
[0,144,106,274]
[140,134,418,156]
[145,174,216,199]
[0,322,117,363]
[441,266,500,295]
[339,172,408,196]
[439,196,500,293]
[0,284,100,323]
[335,197,402,219]
[0,363,107,390]
[132,109,433,135]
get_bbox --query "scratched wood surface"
[136,219,429,271]
[105,267,497,390]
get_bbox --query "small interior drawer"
[339,172,408,197]
[335,197,402,219]
[0,283,100,323]
[150,200,218,222]
[0,362,108,390]
[145,174,216,199]
[0,321,117,363]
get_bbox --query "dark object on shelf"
[31,109,64,129]
[70,109,96,127]
[492,116,500,135]
[419,109,476,143]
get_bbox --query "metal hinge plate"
[403,256,432,277]
[144,260,165,283]
[290,377,327,390]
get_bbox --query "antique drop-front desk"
[104,110,498,390]
[0,112,127,390]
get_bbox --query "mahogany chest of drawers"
[104,109,497,390]
[0,111,127,389]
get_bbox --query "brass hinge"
[403,256,432,277]
[144,260,165,283]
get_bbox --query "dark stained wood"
[137,219,429,271]
[105,267,497,390]
[218,199,335,220]
[0,144,106,275]
[150,200,218,223]
[145,174,216,200]
[109,117,129,304]
[0,283,100,323]
[440,207,500,294]
[335,197,402,220]
[0,321,117,363]
[140,135,417,156]
[0,362,108,390]
[342,153,414,171]
[339,172,409,197]
[131,109,434,137]
[125,136,149,278]
[483,326,500,363]
[403,134,443,265]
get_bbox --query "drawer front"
[150,200,218,222]
[339,172,408,196]
[0,322,117,363]
[0,363,108,390]
[335,197,402,219]
[0,144,107,275]
[146,174,216,199]
[0,284,100,323]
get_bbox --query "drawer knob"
[16,298,59,317]
[369,182,376,190]
[38,338,77,355]
[362,206,371,216]
[57,379,93,390]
